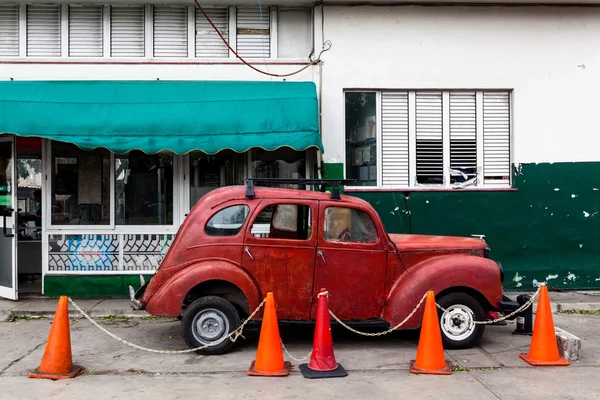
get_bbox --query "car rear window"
[205,205,250,236]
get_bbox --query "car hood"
[389,234,487,252]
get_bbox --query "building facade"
[1,1,599,298]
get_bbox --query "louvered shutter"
[483,92,511,185]
[110,5,145,57]
[381,92,409,187]
[236,7,270,58]
[415,92,443,184]
[0,4,19,57]
[153,6,187,58]
[195,7,228,58]
[27,5,61,57]
[69,6,103,57]
[449,92,477,182]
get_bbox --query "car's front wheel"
[436,292,485,349]
[181,296,241,355]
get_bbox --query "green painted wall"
[45,275,153,298]
[326,161,600,290]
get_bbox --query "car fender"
[145,260,261,317]
[381,255,503,329]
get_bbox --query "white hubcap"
[440,304,476,342]
[192,308,229,344]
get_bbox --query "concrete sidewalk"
[2,290,600,322]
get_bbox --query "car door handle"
[3,208,14,238]
[317,250,326,264]
[245,247,254,260]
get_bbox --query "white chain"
[328,292,428,337]
[436,286,541,325]
[67,297,266,354]
[280,340,312,362]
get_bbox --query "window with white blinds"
[27,5,61,57]
[110,5,145,57]
[69,5,103,57]
[0,4,19,57]
[236,7,270,58]
[195,7,229,58]
[346,90,512,189]
[153,6,187,58]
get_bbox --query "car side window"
[251,204,311,240]
[205,205,250,236]
[323,207,378,243]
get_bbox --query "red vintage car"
[131,179,516,355]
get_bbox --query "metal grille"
[153,6,187,58]
[483,92,511,184]
[0,4,19,56]
[27,4,61,57]
[236,7,270,58]
[449,92,477,181]
[381,92,409,187]
[110,5,145,57]
[195,7,228,58]
[415,92,443,184]
[69,5,103,57]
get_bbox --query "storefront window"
[251,148,305,189]
[115,151,173,225]
[345,92,377,186]
[189,150,245,206]
[51,142,110,225]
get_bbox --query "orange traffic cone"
[410,290,452,375]
[520,285,570,366]
[248,292,291,377]
[28,296,83,380]
[300,289,347,379]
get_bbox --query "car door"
[312,202,387,320]
[242,200,317,320]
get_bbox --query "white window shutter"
[449,92,477,181]
[236,7,270,58]
[153,6,187,58]
[381,92,409,187]
[0,4,19,57]
[69,5,103,57]
[483,92,511,185]
[195,7,228,58]
[415,92,443,184]
[110,5,145,57]
[27,5,61,57]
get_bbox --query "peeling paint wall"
[327,162,600,290]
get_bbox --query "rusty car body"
[131,179,515,354]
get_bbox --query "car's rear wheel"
[436,292,485,349]
[181,296,241,355]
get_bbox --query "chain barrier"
[67,297,266,354]
[435,286,541,325]
[69,286,541,354]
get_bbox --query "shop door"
[0,136,18,300]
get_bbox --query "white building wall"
[320,6,600,165]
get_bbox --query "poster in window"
[78,154,102,204]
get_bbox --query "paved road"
[1,313,599,399]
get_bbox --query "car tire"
[181,296,241,355]
[436,292,485,350]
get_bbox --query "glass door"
[0,136,18,300]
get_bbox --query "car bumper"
[129,275,148,311]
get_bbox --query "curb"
[3,309,151,320]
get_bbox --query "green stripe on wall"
[325,161,600,291]
[44,275,153,298]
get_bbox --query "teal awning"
[0,80,323,154]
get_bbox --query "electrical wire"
[193,0,331,77]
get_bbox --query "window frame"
[245,200,317,244]
[318,203,383,248]
[205,204,250,237]
[3,4,311,61]
[45,140,181,232]
[343,89,513,191]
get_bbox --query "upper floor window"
[0,4,312,60]
[345,90,511,189]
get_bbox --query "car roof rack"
[245,178,356,200]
